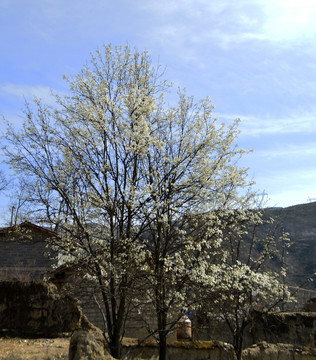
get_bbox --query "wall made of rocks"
[242,342,316,360]
[0,280,91,337]
[252,311,316,347]
[69,330,316,360]
[125,341,236,360]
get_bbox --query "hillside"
[264,202,316,299]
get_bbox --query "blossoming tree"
[198,209,292,360]
[4,44,266,360]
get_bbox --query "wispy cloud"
[217,110,316,137]
[0,83,59,105]
[5,1,316,53]
[257,0,316,42]
[256,142,316,160]
[142,0,316,49]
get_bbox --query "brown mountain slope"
[264,202,316,295]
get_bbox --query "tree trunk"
[158,331,167,360]
[109,330,121,359]
[156,290,168,360]
[97,271,126,359]
[233,331,244,360]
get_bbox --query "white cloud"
[143,0,316,49]
[0,84,66,130]
[258,0,316,42]
[256,142,316,159]
[0,84,59,105]
[217,110,316,137]
[142,0,235,17]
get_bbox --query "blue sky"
[1,0,316,216]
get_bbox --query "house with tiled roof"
[0,221,58,281]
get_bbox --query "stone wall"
[242,342,316,360]
[55,270,316,348]
[125,342,316,360]
[1,281,315,360]
[69,330,316,360]
[122,340,236,360]
[196,308,316,348]
[304,298,316,312]
[252,311,316,348]
[0,280,91,337]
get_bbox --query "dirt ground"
[0,337,70,360]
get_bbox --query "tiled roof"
[0,221,58,237]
